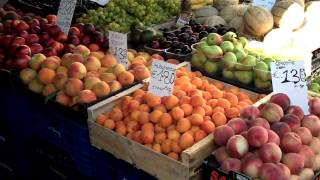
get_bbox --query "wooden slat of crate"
[88,78,263,180]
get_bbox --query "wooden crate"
[87,79,263,180]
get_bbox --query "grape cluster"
[77,0,181,33]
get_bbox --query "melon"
[194,6,219,17]
[214,0,239,10]
[271,0,305,30]
[243,6,274,37]
[229,17,244,31]
[275,0,304,7]
[205,15,227,26]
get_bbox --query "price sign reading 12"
[270,60,309,115]
[148,60,177,97]
[109,31,128,69]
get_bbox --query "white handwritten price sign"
[90,0,109,5]
[253,0,276,10]
[109,31,128,69]
[56,0,77,35]
[148,60,177,97]
[270,61,309,114]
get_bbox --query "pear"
[238,37,248,49]
[233,41,243,50]
[206,33,222,46]
[196,41,208,51]
[222,69,235,80]
[309,83,320,93]
[220,41,234,53]
[223,52,237,70]
[263,57,275,70]
[191,51,207,69]
[202,45,223,59]
[254,61,269,81]
[222,32,237,41]
[254,78,272,89]
[235,55,256,71]
[204,61,219,74]
[234,71,253,84]
[234,48,247,61]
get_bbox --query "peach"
[161,139,172,154]
[56,66,68,75]
[29,53,46,70]
[289,175,301,180]
[112,64,126,76]
[240,106,260,120]
[214,125,235,146]
[155,132,166,144]
[176,118,191,133]
[267,130,280,145]
[85,71,99,78]
[43,84,57,96]
[104,119,115,130]
[261,103,284,123]
[282,153,304,175]
[226,135,249,158]
[281,132,302,153]
[83,77,100,90]
[52,72,68,90]
[84,56,101,71]
[271,122,291,138]
[41,56,60,70]
[38,68,55,84]
[74,45,90,57]
[281,114,301,130]
[141,129,154,144]
[170,107,184,121]
[167,129,180,141]
[299,168,314,180]
[301,115,320,137]
[310,137,320,154]
[214,146,230,164]
[20,68,37,84]
[201,120,215,134]
[221,158,241,173]
[101,53,117,68]
[61,53,84,68]
[249,118,270,129]
[189,114,203,126]
[164,95,179,110]
[118,71,134,86]
[259,163,284,180]
[194,130,207,142]
[179,132,194,150]
[68,62,87,79]
[270,93,291,110]
[64,78,83,96]
[89,51,104,59]
[56,91,71,106]
[92,81,110,97]
[100,73,116,82]
[109,81,122,93]
[286,106,304,121]
[227,118,248,134]
[298,145,315,168]
[309,97,320,116]
[293,127,313,145]
[277,163,291,180]
[240,131,248,139]
[132,66,150,81]
[312,154,320,171]
[241,152,257,163]
[247,126,268,147]
[241,157,263,178]
[171,140,182,154]
[259,143,282,163]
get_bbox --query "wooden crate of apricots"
[87,66,266,180]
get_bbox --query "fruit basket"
[87,65,264,179]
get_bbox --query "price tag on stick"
[148,60,177,97]
[56,0,77,35]
[253,0,276,10]
[109,31,128,69]
[90,0,109,6]
[270,61,309,114]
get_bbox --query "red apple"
[12,36,25,46]
[15,45,31,58]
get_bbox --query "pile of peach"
[95,67,263,161]
[19,45,151,106]
[213,93,320,180]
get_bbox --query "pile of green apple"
[191,31,275,90]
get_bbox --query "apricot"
[104,119,115,130]
[211,89,224,99]
[155,132,167,144]
[176,118,191,133]
[38,68,55,84]
[109,108,123,121]
[130,110,140,121]
[223,92,239,107]
[168,152,179,160]
[118,71,134,86]
[64,78,83,96]
[146,93,161,108]
[192,106,206,116]
[115,121,126,136]
[171,140,182,153]
[138,111,149,124]
[179,96,190,105]
[161,139,172,154]
[126,99,140,112]
[96,114,107,125]
[170,107,185,121]
[201,120,215,134]
[159,113,173,128]
[189,114,204,126]
[153,144,162,153]
[212,112,227,127]
[180,104,193,116]
[141,129,154,144]
[127,121,139,133]
[194,130,207,142]
[179,132,195,150]
[153,104,167,113]
[56,91,71,106]
[168,129,181,141]
[164,95,179,110]
[150,110,163,123]
[138,104,150,112]
[190,95,205,107]
[142,123,154,131]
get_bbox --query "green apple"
[202,45,223,59]
[206,33,222,46]
[204,61,219,74]
[254,61,269,81]
[234,48,247,61]
[191,51,207,68]
[234,71,253,84]
[310,83,320,93]
[222,31,237,42]
[223,52,237,70]
[254,78,272,89]
[220,41,234,53]
[222,69,235,80]
[238,37,248,49]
